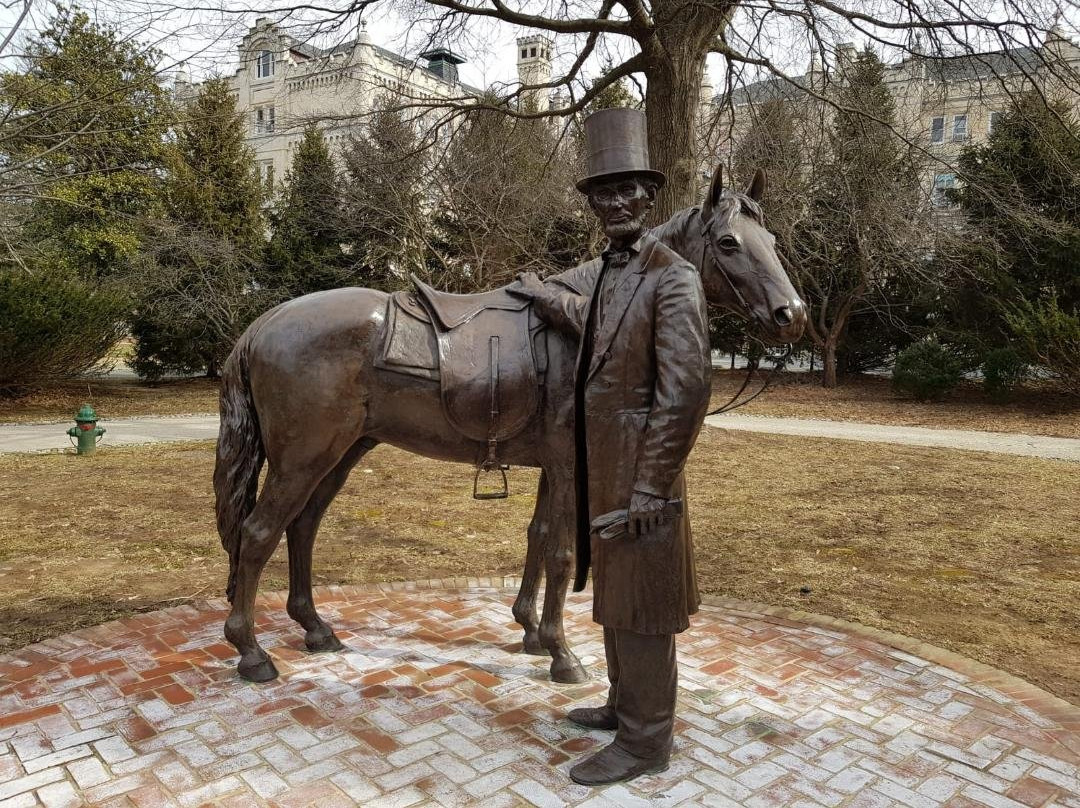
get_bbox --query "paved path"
[0,415,219,454]
[1,580,1078,807]
[707,413,1080,462]
[3,413,1078,461]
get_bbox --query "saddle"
[375,276,547,498]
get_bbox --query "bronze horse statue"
[214,166,807,683]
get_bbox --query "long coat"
[537,233,711,635]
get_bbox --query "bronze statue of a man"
[512,108,711,786]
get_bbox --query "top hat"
[576,108,666,193]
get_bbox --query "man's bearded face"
[587,177,656,242]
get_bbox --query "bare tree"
[427,100,593,290]
[145,0,1074,227]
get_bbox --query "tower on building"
[517,35,553,111]
[420,47,466,83]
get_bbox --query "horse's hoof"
[306,630,344,653]
[522,635,549,656]
[550,657,589,684]
[238,656,279,683]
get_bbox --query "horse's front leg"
[513,470,548,655]
[538,464,587,684]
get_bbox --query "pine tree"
[0,5,165,390]
[951,91,1080,393]
[166,78,265,248]
[431,97,590,291]
[129,78,267,379]
[263,124,349,298]
[339,103,429,290]
[586,61,639,112]
[0,4,172,279]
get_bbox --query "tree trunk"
[822,337,838,388]
[645,53,707,223]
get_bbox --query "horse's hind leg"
[224,469,321,682]
[539,466,587,684]
[287,437,378,652]
[513,470,548,656]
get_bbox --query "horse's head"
[697,165,807,345]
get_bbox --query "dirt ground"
[4,371,1076,439]
[1,431,1077,705]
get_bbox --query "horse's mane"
[712,190,764,226]
[650,190,763,262]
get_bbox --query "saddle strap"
[485,336,500,469]
[473,335,510,500]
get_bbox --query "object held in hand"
[591,498,684,540]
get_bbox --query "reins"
[698,207,792,417]
[706,343,792,416]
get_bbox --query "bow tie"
[607,250,631,269]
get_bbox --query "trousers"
[602,626,677,760]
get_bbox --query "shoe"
[566,705,617,730]
[569,741,669,786]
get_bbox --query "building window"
[952,114,968,141]
[932,173,956,207]
[989,111,1003,135]
[253,106,275,134]
[256,49,274,79]
[930,116,944,144]
[530,47,536,57]
[521,48,527,59]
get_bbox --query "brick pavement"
[1,580,1078,807]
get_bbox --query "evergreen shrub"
[0,268,126,393]
[891,339,964,401]
[981,347,1028,400]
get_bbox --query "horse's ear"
[746,167,767,202]
[703,163,724,219]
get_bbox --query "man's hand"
[508,271,546,300]
[628,490,668,537]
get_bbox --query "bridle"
[698,205,793,417]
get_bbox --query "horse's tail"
[214,326,265,603]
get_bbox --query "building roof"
[281,34,480,94]
[719,42,1070,106]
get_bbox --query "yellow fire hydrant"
[68,404,105,456]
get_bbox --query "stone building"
[712,26,1080,207]
[178,19,556,192]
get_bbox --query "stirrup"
[473,336,509,500]
[473,462,510,500]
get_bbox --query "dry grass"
[710,370,1080,439]
[0,378,220,424]
[1,432,1077,704]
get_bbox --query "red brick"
[1010,775,1061,806]
[158,684,195,705]
[290,705,332,729]
[352,727,399,754]
[493,708,533,727]
[254,697,302,716]
[69,657,127,677]
[462,669,501,688]
[0,703,60,729]
[122,721,158,747]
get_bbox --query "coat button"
[603,351,612,360]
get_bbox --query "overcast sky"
[1,0,1074,97]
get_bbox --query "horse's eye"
[718,235,740,252]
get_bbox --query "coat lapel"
[587,260,646,381]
